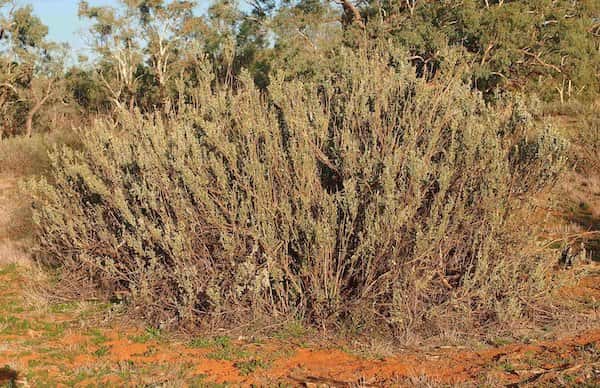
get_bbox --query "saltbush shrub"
[29,48,567,336]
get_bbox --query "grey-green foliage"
[29,47,567,335]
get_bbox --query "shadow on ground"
[0,366,18,386]
[563,199,600,262]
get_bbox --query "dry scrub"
[29,49,568,338]
[0,130,79,177]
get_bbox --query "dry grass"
[0,130,79,178]
[542,103,600,263]
[0,174,31,267]
[0,129,80,265]
[0,241,29,267]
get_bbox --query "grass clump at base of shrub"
[0,130,80,178]
[28,47,568,340]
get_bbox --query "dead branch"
[521,49,562,73]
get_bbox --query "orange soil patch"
[265,329,600,386]
[104,341,150,361]
[78,374,123,387]
[61,333,90,346]
[17,353,40,366]
[193,359,246,384]
[72,354,96,367]
[560,275,600,299]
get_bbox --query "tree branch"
[0,82,18,94]
[26,80,55,137]
[522,49,562,73]
[334,0,365,29]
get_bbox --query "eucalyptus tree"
[0,0,66,137]
[0,1,18,136]
[133,0,198,110]
[200,0,350,88]
[79,0,202,113]
[79,1,144,112]
[268,0,343,82]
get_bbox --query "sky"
[22,0,215,54]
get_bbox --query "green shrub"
[363,0,600,102]
[29,48,567,337]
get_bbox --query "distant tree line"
[1,0,598,138]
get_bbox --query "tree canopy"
[1,0,598,137]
